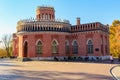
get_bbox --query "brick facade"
[13,6,109,59]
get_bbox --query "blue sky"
[0,0,120,36]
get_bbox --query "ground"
[0,59,119,80]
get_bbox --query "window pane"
[36,41,42,54]
[52,40,58,54]
[73,41,78,54]
[87,40,93,54]
[66,46,69,54]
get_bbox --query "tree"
[0,48,7,57]
[110,20,120,57]
[2,34,12,57]
[111,20,120,27]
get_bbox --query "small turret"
[76,17,80,25]
[36,6,55,21]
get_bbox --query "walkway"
[0,59,118,80]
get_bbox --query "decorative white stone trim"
[52,39,59,45]
[86,39,93,45]
[36,39,43,45]
[72,39,78,46]
[23,40,28,45]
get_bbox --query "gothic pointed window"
[87,40,93,54]
[101,38,103,55]
[52,40,58,54]
[72,40,78,54]
[65,40,70,54]
[36,41,42,54]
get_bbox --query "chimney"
[76,17,80,25]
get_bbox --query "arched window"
[36,41,42,54]
[87,40,93,54]
[72,40,78,54]
[101,38,103,55]
[65,40,70,54]
[52,40,58,54]
[105,37,108,54]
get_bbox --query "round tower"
[36,6,55,21]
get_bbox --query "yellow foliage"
[110,20,120,57]
[0,48,7,57]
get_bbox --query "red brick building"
[13,6,110,60]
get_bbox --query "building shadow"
[0,70,114,80]
[50,60,120,65]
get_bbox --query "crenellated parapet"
[71,22,109,33]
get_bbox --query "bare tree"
[2,34,12,57]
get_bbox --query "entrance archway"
[23,41,28,57]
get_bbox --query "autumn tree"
[110,20,120,57]
[2,34,12,57]
[0,48,7,57]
